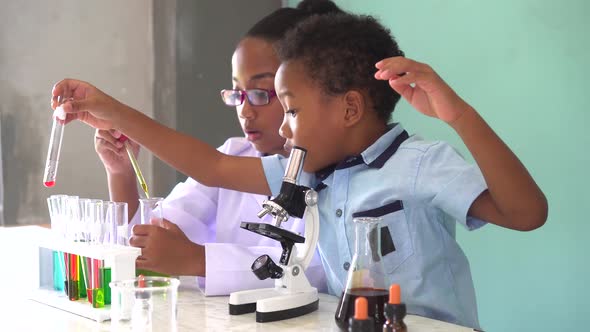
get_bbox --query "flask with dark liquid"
[335,217,388,331]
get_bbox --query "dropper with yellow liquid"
[118,135,150,198]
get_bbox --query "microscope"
[228,146,320,322]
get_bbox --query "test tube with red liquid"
[43,96,65,187]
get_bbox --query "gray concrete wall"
[0,0,154,225]
[152,0,282,193]
[152,0,179,197]
[0,0,284,225]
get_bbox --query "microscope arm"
[292,200,319,271]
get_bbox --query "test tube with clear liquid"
[43,96,65,187]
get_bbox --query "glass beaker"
[110,276,179,332]
[335,217,389,331]
[139,197,164,227]
[137,198,169,277]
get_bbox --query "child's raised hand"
[51,78,124,130]
[374,56,470,125]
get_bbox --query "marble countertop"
[1,226,475,331]
[2,283,474,332]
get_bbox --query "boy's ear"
[341,90,365,127]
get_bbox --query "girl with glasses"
[89,0,342,295]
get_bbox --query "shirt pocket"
[352,200,413,274]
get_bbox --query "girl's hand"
[95,129,141,175]
[374,56,470,125]
[130,219,205,276]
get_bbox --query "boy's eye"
[286,109,298,118]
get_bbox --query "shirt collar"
[314,123,409,183]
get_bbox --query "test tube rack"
[30,234,140,322]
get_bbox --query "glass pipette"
[43,96,65,187]
[119,135,150,198]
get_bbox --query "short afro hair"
[245,0,343,43]
[276,13,405,122]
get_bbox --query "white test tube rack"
[30,234,140,322]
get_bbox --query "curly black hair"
[275,13,405,122]
[245,0,343,43]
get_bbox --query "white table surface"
[0,226,475,331]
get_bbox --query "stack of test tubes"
[34,194,140,321]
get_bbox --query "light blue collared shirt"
[261,124,487,328]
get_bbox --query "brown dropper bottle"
[349,297,375,332]
[383,284,407,332]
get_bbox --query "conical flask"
[335,217,389,331]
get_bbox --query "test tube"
[47,195,68,292]
[105,201,129,246]
[43,96,65,187]
[90,258,105,308]
[65,196,82,300]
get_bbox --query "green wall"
[289,1,590,331]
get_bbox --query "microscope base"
[257,298,318,322]
[229,287,319,322]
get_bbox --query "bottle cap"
[385,284,407,319]
[350,296,375,332]
[389,284,401,304]
[138,274,146,288]
[354,297,368,320]
[136,274,149,299]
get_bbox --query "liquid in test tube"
[43,96,65,187]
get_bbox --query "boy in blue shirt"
[51,8,547,329]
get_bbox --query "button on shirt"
[261,124,487,329]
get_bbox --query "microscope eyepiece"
[283,147,306,184]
